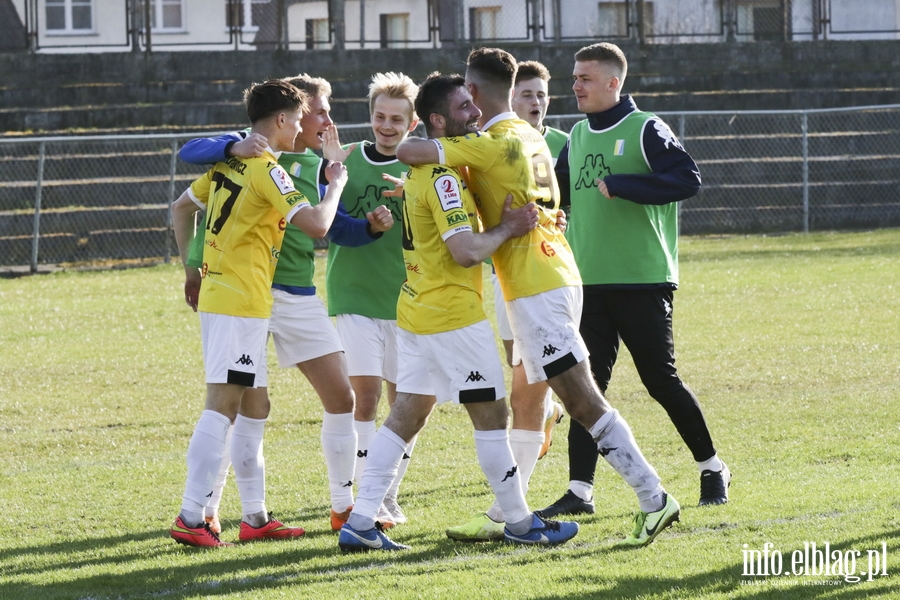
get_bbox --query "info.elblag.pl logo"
[742,541,889,584]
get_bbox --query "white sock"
[354,419,377,485]
[387,435,417,499]
[589,409,664,513]
[231,414,267,519]
[205,423,233,519]
[181,410,232,526]
[697,454,724,473]
[321,412,357,512]
[541,389,555,421]
[474,429,530,528]
[347,426,406,531]
[569,480,594,501]
[485,429,544,522]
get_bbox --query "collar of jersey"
[266,145,282,159]
[482,111,518,131]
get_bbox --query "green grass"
[1,230,898,599]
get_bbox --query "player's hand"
[554,209,568,234]
[323,125,354,162]
[596,178,616,199]
[366,205,394,233]
[501,194,539,237]
[230,133,268,159]
[381,173,405,198]
[184,267,201,312]
[324,160,348,187]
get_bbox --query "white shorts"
[269,289,344,368]
[200,312,269,388]
[492,272,514,341]
[396,320,506,405]
[506,285,589,384]
[336,313,399,382]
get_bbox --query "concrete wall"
[1,39,900,134]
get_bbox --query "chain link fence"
[15,0,900,53]
[2,104,899,271]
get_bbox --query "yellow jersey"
[189,150,310,318]
[435,113,581,301]
[397,164,486,335]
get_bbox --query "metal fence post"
[677,114,686,238]
[165,139,178,264]
[801,111,809,233]
[30,141,46,273]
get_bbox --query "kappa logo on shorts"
[465,371,486,382]
[235,354,254,366]
[542,344,560,358]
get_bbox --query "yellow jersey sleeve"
[196,154,309,319]
[434,119,581,301]
[397,165,486,335]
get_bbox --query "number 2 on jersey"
[208,172,243,235]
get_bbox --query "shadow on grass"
[1,524,897,599]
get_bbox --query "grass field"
[1,230,898,599]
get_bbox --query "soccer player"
[321,72,425,524]
[169,79,346,546]
[337,72,579,552]
[540,42,729,518]
[443,58,571,542]
[396,48,681,548]
[178,74,395,536]
[511,60,569,163]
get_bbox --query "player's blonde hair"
[283,73,333,101]
[368,72,418,120]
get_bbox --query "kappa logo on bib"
[434,174,463,212]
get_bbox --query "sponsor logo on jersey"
[271,245,280,260]
[406,262,421,274]
[285,192,307,207]
[540,240,556,257]
[278,218,286,231]
[435,174,463,211]
[200,262,208,278]
[614,139,626,155]
[446,211,468,226]
[270,165,297,195]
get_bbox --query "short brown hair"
[515,60,550,84]
[466,47,518,89]
[574,43,628,78]
[243,79,308,123]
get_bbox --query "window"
[597,2,627,37]
[149,0,183,31]
[46,0,92,32]
[226,0,269,32]
[380,13,409,48]
[305,18,330,49]
[470,6,500,40]
[736,1,782,41]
